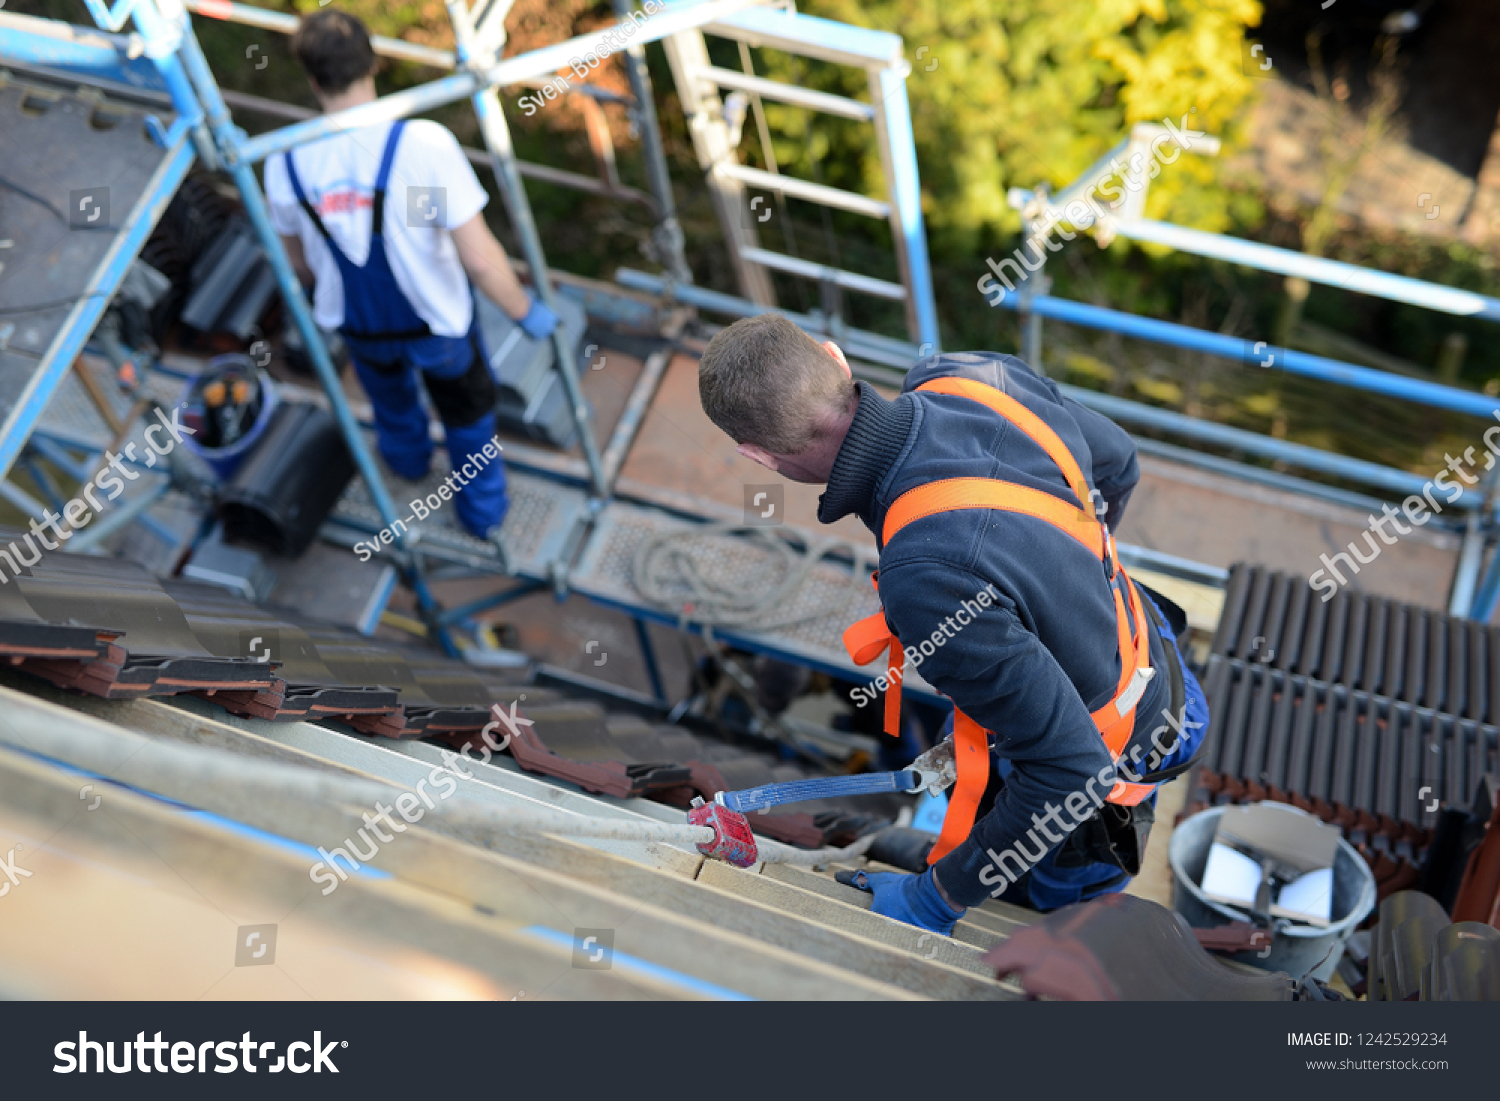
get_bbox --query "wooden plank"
[87,691,960,997]
[3,673,701,877]
[0,675,1015,998]
[0,746,684,1001]
[856,859,1041,931]
[0,682,907,1000]
[1128,566,1226,639]
[65,693,1004,996]
[507,837,1002,999]
[698,860,1019,992]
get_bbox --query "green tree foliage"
[749,0,1263,255]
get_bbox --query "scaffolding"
[9,0,1500,730]
[0,0,940,694]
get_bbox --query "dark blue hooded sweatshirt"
[817,351,1172,907]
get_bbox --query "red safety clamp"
[688,798,758,868]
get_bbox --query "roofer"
[265,8,558,547]
[697,315,1209,932]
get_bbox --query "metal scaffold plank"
[330,466,588,579]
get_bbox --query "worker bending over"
[698,316,1209,931]
[266,8,557,545]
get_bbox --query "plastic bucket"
[1169,802,1376,982]
[180,355,279,481]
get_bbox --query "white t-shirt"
[264,119,488,337]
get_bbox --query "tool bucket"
[180,354,279,482]
[1169,802,1375,982]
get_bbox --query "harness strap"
[882,477,1104,558]
[916,376,1094,510]
[842,581,903,741]
[843,581,992,864]
[842,375,1166,861]
[935,713,991,863]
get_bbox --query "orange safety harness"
[843,376,1159,864]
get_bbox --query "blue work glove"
[839,868,964,935]
[517,296,559,341]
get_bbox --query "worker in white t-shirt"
[265,8,557,546]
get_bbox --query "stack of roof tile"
[0,541,890,849]
[166,580,402,721]
[8,555,276,699]
[1187,564,1500,902]
[1366,891,1500,999]
[1211,563,1500,721]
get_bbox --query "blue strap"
[374,119,407,194]
[716,770,919,814]
[283,149,308,207]
[282,149,331,243]
[370,119,408,235]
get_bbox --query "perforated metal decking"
[333,465,588,578]
[569,499,886,678]
[329,459,949,694]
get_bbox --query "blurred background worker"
[265,8,558,548]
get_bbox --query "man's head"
[698,314,857,483]
[291,9,377,106]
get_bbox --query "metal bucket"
[1169,802,1376,982]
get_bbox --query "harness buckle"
[1115,664,1156,717]
[1102,525,1118,580]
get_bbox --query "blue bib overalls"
[284,120,508,538]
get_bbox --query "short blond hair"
[698,314,855,453]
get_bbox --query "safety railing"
[1001,122,1500,621]
[660,2,939,348]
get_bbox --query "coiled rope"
[630,520,873,641]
